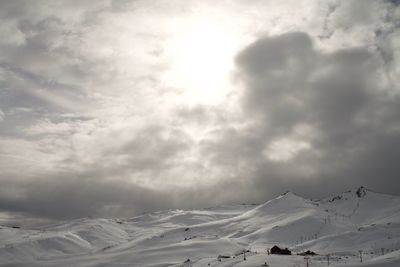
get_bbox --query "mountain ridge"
[1,187,400,267]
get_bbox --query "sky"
[0,0,399,225]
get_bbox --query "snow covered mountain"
[1,187,400,267]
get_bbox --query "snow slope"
[1,187,400,267]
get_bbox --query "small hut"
[270,245,291,255]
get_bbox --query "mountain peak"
[277,191,302,200]
[282,190,294,196]
[355,186,367,198]
[324,186,370,203]
[275,191,311,204]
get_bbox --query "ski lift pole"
[304,256,310,267]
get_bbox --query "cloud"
[0,174,174,220]
[0,0,399,223]
[218,30,400,198]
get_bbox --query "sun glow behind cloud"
[163,16,238,105]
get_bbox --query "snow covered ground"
[1,187,400,267]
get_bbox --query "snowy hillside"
[1,187,400,267]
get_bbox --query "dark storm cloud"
[0,119,254,222]
[204,31,400,200]
[0,174,175,220]
[0,124,195,220]
[0,172,248,222]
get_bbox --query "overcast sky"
[0,0,399,225]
